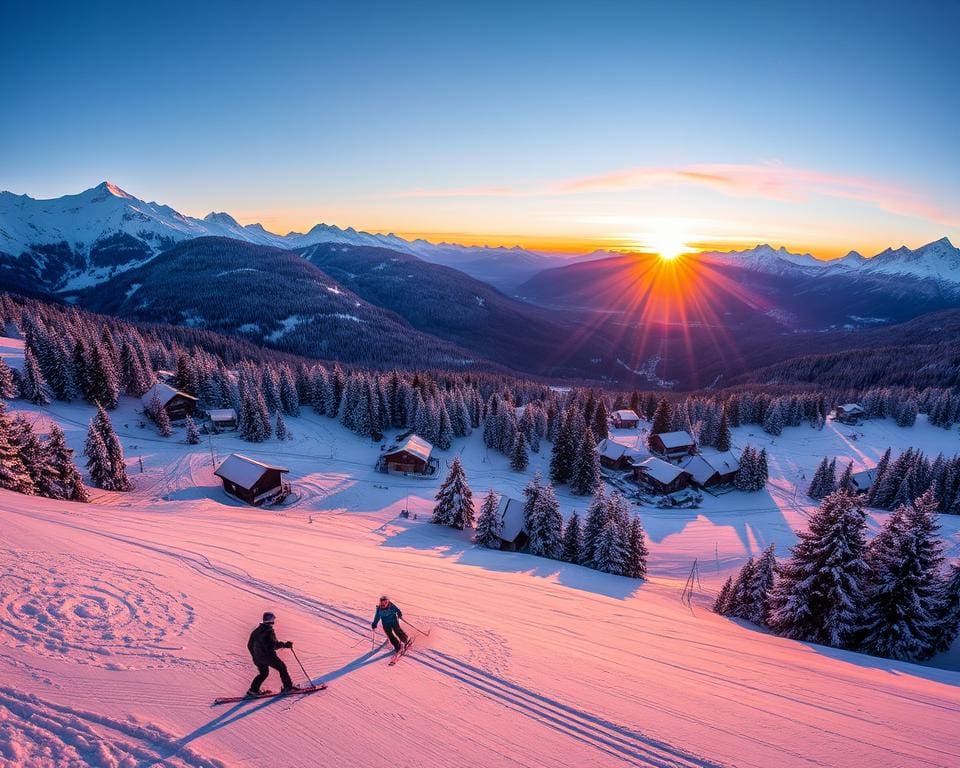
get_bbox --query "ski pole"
[290,647,313,685]
[401,617,431,636]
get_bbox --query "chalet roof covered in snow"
[208,408,237,422]
[851,468,878,491]
[612,409,640,421]
[384,434,433,462]
[596,438,645,462]
[636,456,688,485]
[214,454,289,490]
[496,495,526,542]
[652,430,695,449]
[837,403,865,415]
[140,381,198,408]
[681,450,740,485]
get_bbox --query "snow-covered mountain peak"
[203,211,242,227]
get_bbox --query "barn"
[633,456,691,495]
[141,381,198,421]
[611,409,641,429]
[214,453,290,506]
[596,438,645,470]
[834,403,865,425]
[208,408,238,432]
[648,430,696,461]
[496,495,528,551]
[681,450,740,488]
[378,435,437,475]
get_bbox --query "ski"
[213,685,326,705]
[388,635,416,665]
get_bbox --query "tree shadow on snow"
[380,522,644,600]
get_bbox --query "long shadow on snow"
[137,646,393,768]
[380,521,644,600]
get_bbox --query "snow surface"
[1,399,960,767]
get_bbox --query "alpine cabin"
[611,409,641,429]
[496,495,528,551]
[208,408,238,432]
[633,456,692,495]
[378,434,437,475]
[681,449,740,488]
[834,403,866,425]
[214,453,290,506]
[648,430,696,461]
[596,438,645,470]
[141,381,198,421]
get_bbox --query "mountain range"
[3,181,960,388]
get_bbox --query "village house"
[596,438,646,470]
[207,408,238,432]
[611,409,641,429]
[633,456,692,495]
[648,430,696,461]
[214,453,290,506]
[495,495,528,551]
[833,403,866,425]
[378,434,438,475]
[681,449,740,489]
[140,381,198,421]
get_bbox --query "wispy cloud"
[397,162,960,228]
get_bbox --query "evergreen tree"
[807,457,836,499]
[837,461,854,493]
[549,409,578,485]
[716,408,732,452]
[580,489,608,566]
[0,358,17,399]
[768,491,867,648]
[866,449,891,507]
[149,392,172,437]
[762,400,784,436]
[276,412,290,441]
[510,432,529,472]
[20,347,50,405]
[0,402,37,494]
[185,415,200,445]
[592,514,625,575]
[728,557,756,619]
[650,398,671,438]
[9,415,48,494]
[742,544,777,626]
[592,400,609,441]
[624,517,648,579]
[432,457,474,529]
[44,423,88,502]
[561,511,583,564]
[474,490,503,548]
[570,427,601,496]
[714,577,734,614]
[933,562,960,654]
[859,490,945,661]
[524,477,563,558]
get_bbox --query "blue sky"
[2,0,958,255]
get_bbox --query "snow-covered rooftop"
[214,454,289,489]
[596,438,645,462]
[851,468,878,490]
[681,450,740,485]
[140,381,197,408]
[384,434,433,463]
[636,456,689,485]
[496,496,526,542]
[652,430,695,449]
[837,403,865,414]
[612,409,640,421]
[208,408,237,421]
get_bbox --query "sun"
[629,222,694,261]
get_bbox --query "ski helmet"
[262,612,276,624]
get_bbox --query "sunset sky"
[2,1,958,258]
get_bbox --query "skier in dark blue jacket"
[372,595,410,652]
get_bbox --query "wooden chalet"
[681,450,740,489]
[378,434,437,475]
[214,453,290,506]
[141,381,198,421]
[496,495,528,551]
[611,409,641,429]
[851,468,878,494]
[208,408,238,432]
[633,457,691,495]
[596,438,645,470]
[834,403,866,425]
[648,430,696,461]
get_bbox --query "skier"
[371,595,410,653]
[247,612,299,696]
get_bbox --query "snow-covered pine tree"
[762,399,784,436]
[592,400,609,441]
[756,449,769,490]
[474,489,502,548]
[436,402,454,450]
[624,517,648,579]
[87,344,120,409]
[734,446,756,491]
[580,488,607,565]
[933,561,960,654]
[727,557,756,619]
[510,431,529,471]
[276,412,290,441]
[807,457,835,499]
[561,511,583,564]
[592,513,625,575]
[432,457,474,529]
[0,358,17,399]
[714,577,734,614]
[742,544,777,626]
[44,422,89,502]
[716,408,732,452]
[149,392,172,437]
[837,461,854,493]
[84,418,112,490]
[20,347,50,405]
[768,490,867,648]
[859,490,945,661]
[185,415,200,445]
[650,398,671,440]
[9,415,47,495]
[549,408,578,485]
[526,480,563,559]
[570,427,601,496]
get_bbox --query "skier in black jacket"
[247,612,298,696]
[372,595,410,653]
